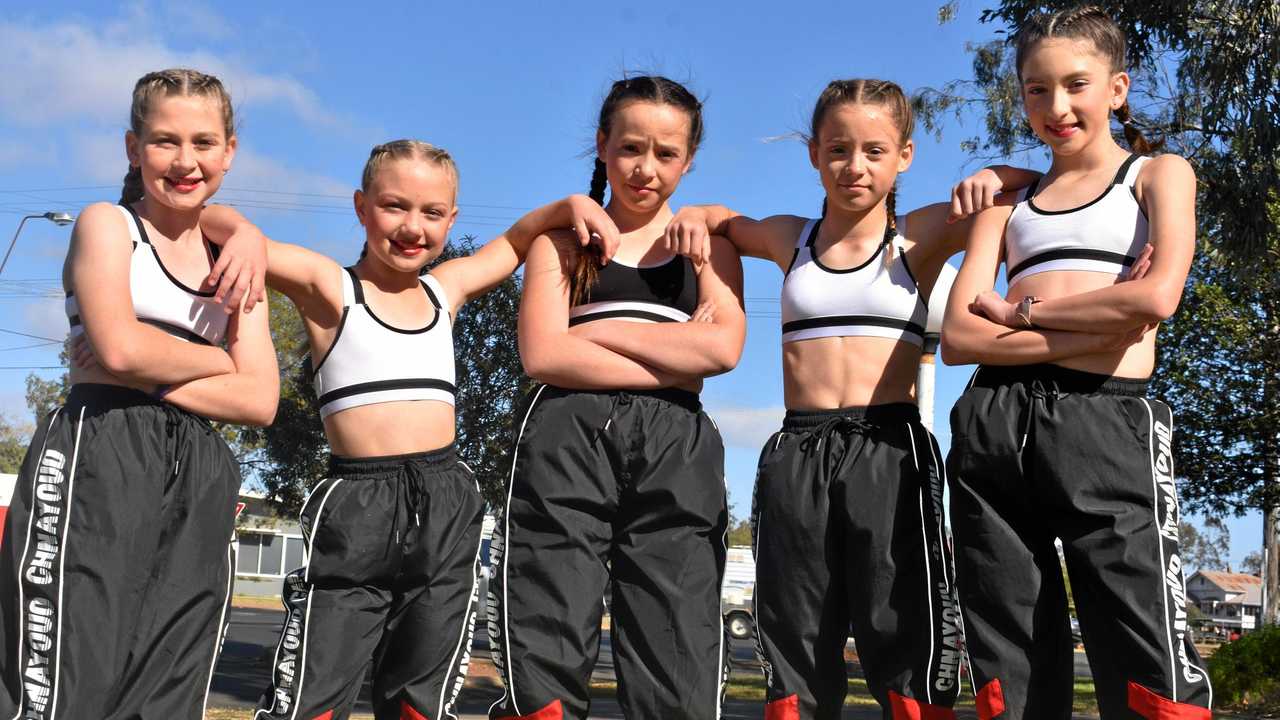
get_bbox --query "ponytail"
[883,184,898,269]
[571,159,608,305]
[120,166,144,205]
[1113,101,1158,155]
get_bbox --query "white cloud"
[21,298,69,340]
[0,15,342,130]
[0,139,57,172]
[705,405,786,450]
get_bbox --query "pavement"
[210,606,1099,719]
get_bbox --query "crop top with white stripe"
[311,268,456,419]
[1005,154,1149,287]
[568,255,698,326]
[65,204,229,346]
[780,216,928,347]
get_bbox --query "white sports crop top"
[311,267,456,418]
[1005,154,1150,287]
[780,216,928,347]
[65,204,229,346]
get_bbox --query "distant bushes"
[1209,625,1280,708]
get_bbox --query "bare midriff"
[1008,269,1155,379]
[783,335,920,410]
[324,399,458,458]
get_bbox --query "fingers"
[690,300,716,323]
[982,182,996,212]
[213,256,243,310]
[206,250,233,292]
[70,334,97,369]
[1124,243,1154,281]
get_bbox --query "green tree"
[0,415,30,474]
[24,341,71,424]
[1180,518,1231,573]
[247,236,530,513]
[919,0,1280,625]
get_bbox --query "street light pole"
[0,211,75,278]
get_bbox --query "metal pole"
[0,215,39,278]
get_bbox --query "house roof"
[1192,571,1262,606]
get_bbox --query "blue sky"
[0,2,1260,567]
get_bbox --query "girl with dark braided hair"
[943,6,1206,717]
[665,78,1040,719]
[488,75,746,720]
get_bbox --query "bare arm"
[572,236,746,377]
[160,293,280,426]
[984,155,1196,332]
[939,204,1138,366]
[198,204,268,312]
[665,205,803,272]
[69,203,236,384]
[518,234,686,389]
[431,194,620,314]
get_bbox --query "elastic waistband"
[328,443,458,477]
[543,385,702,413]
[66,382,162,411]
[783,402,920,431]
[971,364,1149,397]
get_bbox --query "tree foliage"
[0,415,30,474]
[1179,518,1232,573]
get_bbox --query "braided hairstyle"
[122,69,234,205]
[810,79,913,268]
[573,76,704,304]
[1014,5,1157,154]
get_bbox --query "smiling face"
[125,94,236,211]
[1020,37,1129,155]
[354,158,458,273]
[808,102,913,216]
[596,100,694,215]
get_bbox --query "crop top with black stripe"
[311,267,456,418]
[568,255,698,326]
[65,204,229,346]
[780,216,928,347]
[1005,154,1150,287]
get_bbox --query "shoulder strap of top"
[1115,154,1148,187]
[342,266,363,306]
[116,203,147,248]
[421,273,449,314]
[800,218,822,248]
[1017,177,1042,203]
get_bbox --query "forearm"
[161,370,278,425]
[99,324,236,385]
[941,314,1112,366]
[573,321,739,377]
[522,333,684,389]
[198,203,252,243]
[986,165,1042,192]
[1020,282,1176,333]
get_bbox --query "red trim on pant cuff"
[976,679,1006,720]
[887,690,957,719]
[495,699,564,720]
[765,694,799,720]
[1127,682,1211,720]
[401,700,429,720]
[310,713,333,720]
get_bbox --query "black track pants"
[752,403,960,720]
[255,445,485,720]
[948,365,1212,720]
[0,383,240,719]
[487,386,728,720]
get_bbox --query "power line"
[0,328,63,343]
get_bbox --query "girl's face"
[354,158,458,273]
[126,94,236,212]
[596,101,694,215]
[809,102,912,216]
[1020,37,1129,155]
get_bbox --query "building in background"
[1186,570,1262,635]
